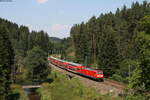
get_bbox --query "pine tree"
[18,26,29,57]
[98,26,119,76]
[0,25,14,100]
[133,16,150,90]
[87,16,98,64]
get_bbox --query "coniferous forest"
[0,1,150,100]
[63,1,150,99]
[0,17,51,99]
[70,1,150,90]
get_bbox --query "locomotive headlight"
[100,75,103,77]
[97,74,103,77]
[97,75,100,77]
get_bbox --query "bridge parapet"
[22,85,41,89]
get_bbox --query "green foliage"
[70,1,150,84]
[69,2,150,98]
[63,46,76,62]
[0,17,52,99]
[0,25,14,99]
[130,31,150,91]
[125,94,147,100]
[10,84,28,100]
[0,17,51,85]
[25,46,49,83]
[38,70,122,100]
[119,59,137,75]
[37,83,52,100]
[98,26,120,77]
[71,23,91,64]
[110,74,126,83]
[116,59,139,83]
[1,1,150,99]
[128,62,142,89]
[127,15,150,96]
[139,16,150,34]
[15,66,29,84]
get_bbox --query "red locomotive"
[48,56,104,81]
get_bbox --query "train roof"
[68,61,82,66]
[84,67,103,72]
[49,56,103,71]
[84,67,94,71]
[50,56,82,66]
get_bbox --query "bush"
[110,74,127,83]
[38,71,123,100]
[10,84,28,100]
[125,94,147,100]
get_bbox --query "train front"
[95,70,104,81]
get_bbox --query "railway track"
[104,79,126,90]
[49,63,126,97]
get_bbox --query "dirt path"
[49,63,126,97]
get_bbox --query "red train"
[48,56,104,81]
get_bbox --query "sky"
[0,0,148,38]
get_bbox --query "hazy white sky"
[0,0,147,38]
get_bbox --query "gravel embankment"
[49,63,125,97]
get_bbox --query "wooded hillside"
[70,1,150,95]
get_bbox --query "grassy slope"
[38,70,123,100]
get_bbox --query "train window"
[97,71,103,74]
[84,68,93,70]
[68,64,76,66]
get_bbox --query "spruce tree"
[131,16,150,91]
[98,26,119,76]
[0,26,14,100]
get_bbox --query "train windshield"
[96,71,103,74]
